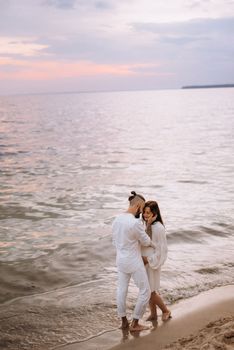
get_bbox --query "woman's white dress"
[141,221,168,292]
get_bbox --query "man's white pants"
[117,265,151,320]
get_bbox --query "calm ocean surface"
[0,88,234,348]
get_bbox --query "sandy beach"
[55,285,234,350]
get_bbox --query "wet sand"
[56,285,234,350]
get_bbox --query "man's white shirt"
[112,213,151,273]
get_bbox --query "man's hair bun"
[128,191,137,201]
[128,191,145,202]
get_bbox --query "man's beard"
[135,209,141,218]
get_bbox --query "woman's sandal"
[162,311,172,321]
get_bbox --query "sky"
[0,0,234,95]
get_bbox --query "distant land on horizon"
[182,84,234,89]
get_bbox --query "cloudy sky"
[0,0,234,95]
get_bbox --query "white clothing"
[117,266,151,319]
[141,221,168,292]
[112,213,152,273]
[112,212,153,319]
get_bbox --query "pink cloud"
[0,58,168,81]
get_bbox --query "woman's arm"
[147,223,168,269]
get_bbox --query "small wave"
[0,151,20,157]
[107,160,120,164]
[130,147,152,151]
[192,151,206,155]
[0,169,14,176]
[224,262,234,268]
[115,184,163,189]
[199,225,231,237]
[213,222,234,230]
[167,224,233,245]
[0,149,28,158]
[111,150,125,154]
[177,180,209,184]
[1,120,27,125]
[0,204,62,221]
[195,267,220,274]
[0,236,116,303]
[81,165,102,170]
[0,144,12,148]
[167,229,204,244]
[1,120,15,124]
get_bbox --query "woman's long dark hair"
[142,200,164,226]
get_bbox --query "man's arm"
[134,220,156,248]
[146,223,152,238]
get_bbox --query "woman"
[141,200,171,321]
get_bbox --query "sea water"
[0,88,233,348]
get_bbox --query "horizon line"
[1,83,234,98]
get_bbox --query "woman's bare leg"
[146,293,158,320]
[151,291,168,312]
[151,291,171,320]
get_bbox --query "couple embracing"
[112,191,171,331]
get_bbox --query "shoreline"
[56,284,234,350]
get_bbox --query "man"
[112,191,156,331]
